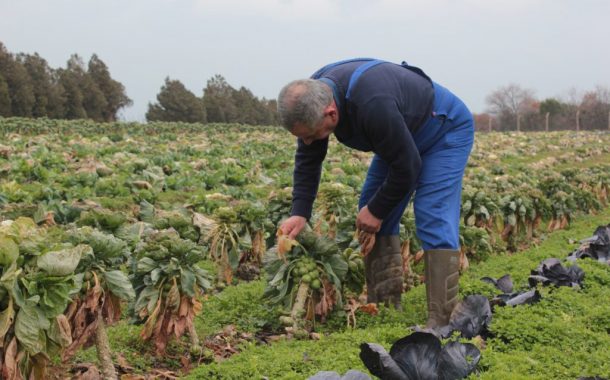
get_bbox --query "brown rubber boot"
[364,235,404,309]
[424,249,460,328]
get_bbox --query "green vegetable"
[0,235,19,266]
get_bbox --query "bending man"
[278,58,474,328]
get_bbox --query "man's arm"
[291,137,329,219]
[360,96,422,219]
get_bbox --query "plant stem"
[95,312,118,380]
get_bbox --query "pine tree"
[88,54,132,121]
[19,53,54,117]
[202,74,237,123]
[0,42,35,117]
[57,55,88,119]
[146,77,206,123]
[0,73,11,116]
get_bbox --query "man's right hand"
[279,216,307,239]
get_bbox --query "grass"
[61,207,610,379]
[184,207,610,379]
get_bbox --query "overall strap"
[345,59,386,100]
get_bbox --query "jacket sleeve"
[360,96,422,219]
[291,137,329,219]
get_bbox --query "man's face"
[290,103,338,145]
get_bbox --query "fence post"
[545,112,550,132]
[517,114,521,132]
[608,111,610,131]
[576,110,580,131]
[488,115,492,132]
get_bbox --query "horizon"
[1,0,609,122]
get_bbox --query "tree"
[88,54,132,121]
[202,74,237,123]
[539,98,564,116]
[579,86,610,130]
[0,73,11,116]
[0,42,35,117]
[19,53,57,117]
[485,84,537,131]
[57,55,88,119]
[46,69,67,119]
[146,77,206,123]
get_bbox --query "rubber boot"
[424,249,460,328]
[364,235,403,309]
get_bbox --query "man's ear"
[325,102,339,123]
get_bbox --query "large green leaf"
[180,268,196,297]
[104,270,135,301]
[137,257,157,273]
[36,245,88,276]
[15,299,49,355]
[0,234,19,266]
[0,261,20,291]
[134,285,159,315]
[326,254,349,281]
[38,278,74,318]
[192,266,211,290]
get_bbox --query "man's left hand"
[356,206,382,234]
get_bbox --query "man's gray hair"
[277,79,332,131]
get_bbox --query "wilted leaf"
[358,303,379,316]
[104,270,135,301]
[48,314,72,347]
[2,337,20,380]
[0,296,15,340]
[277,232,298,256]
[357,230,375,257]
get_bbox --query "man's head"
[277,79,339,145]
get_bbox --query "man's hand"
[356,206,382,234]
[279,216,307,239]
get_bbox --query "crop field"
[1,117,609,379]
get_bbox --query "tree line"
[0,42,278,125]
[2,41,608,130]
[476,83,610,132]
[146,74,279,125]
[0,42,132,122]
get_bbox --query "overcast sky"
[1,0,609,122]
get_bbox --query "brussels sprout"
[311,279,321,290]
[279,316,294,326]
[301,274,312,284]
[190,344,203,356]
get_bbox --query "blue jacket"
[292,60,435,220]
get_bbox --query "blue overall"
[359,81,474,250]
[315,58,474,250]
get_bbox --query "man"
[277,58,474,328]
